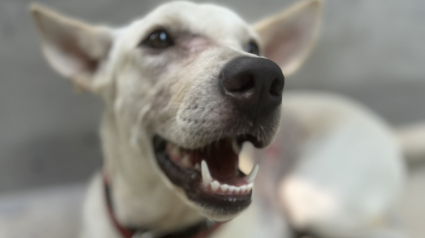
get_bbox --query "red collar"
[102,174,223,238]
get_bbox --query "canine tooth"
[182,155,192,168]
[221,184,229,193]
[240,185,248,194]
[246,164,259,183]
[228,186,235,194]
[194,163,200,171]
[211,181,220,192]
[232,139,240,154]
[201,160,212,187]
[234,187,241,194]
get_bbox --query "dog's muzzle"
[152,55,285,219]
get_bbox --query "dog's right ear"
[254,0,322,76]
[30,4,113,92]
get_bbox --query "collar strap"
[102,174,222,238]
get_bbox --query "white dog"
[30,1,408,237]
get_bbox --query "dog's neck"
[99,108,204,233]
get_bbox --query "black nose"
[220,56,285,123]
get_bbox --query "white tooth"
[240,185,248,194]
[234,187,241,194]
[232,139,240,154]
[247,183,253,191]
[228,186,236,194]
[182,155,192,168]
[194,163,200,171]
[211,181,220,192]
[201,160,212,187]
[246,164,259,183]
[221,184,229,193]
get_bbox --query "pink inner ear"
[58,33,99,74]
[264,26,305,68]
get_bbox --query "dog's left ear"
[254,0,322,76]
[30,4,113,93]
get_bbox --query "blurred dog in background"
[31,0,416,237]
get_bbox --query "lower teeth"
[200,159,256,195]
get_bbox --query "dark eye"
[141,29,174,49]
[246,41,260,55]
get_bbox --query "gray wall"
[1,0,424,193]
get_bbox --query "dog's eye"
[142,29,174,49]
[246,41,260,55]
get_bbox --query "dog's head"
[31,0,321,221]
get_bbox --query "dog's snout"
[220,56,285,122]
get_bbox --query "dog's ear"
[254,0,322,76]
[30,4,113,92]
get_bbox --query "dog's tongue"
[203,139,239,182]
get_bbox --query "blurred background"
[0,0,424,237]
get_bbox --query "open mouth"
[153,135,260,217]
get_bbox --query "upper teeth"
[201,160,212,187]
[201,160,257,195]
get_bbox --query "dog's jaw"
[152,135,260,221]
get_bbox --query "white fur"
[30,1,407,237]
